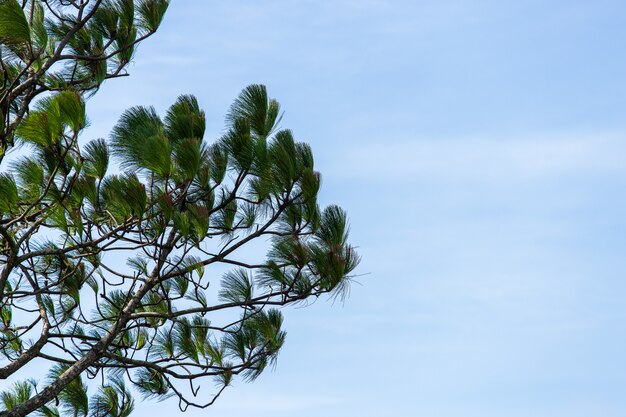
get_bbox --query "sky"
[78,1,626,416]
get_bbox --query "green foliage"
[0,0,30,52]
[137,0,169,32]
[164,94,206,141]
[90,377,134,417]
[100,174,147,220]
[223,309,286,381]
[219,269,254,304]
[29,2,47,54]
[0,381,33,411]
[0,0,171,157]
[83,139,110,178]
[0,173,18,214]
[111,106,169,175]
[0,84,359,417]
[48,365,89,417]
[15,91,85,148]
[134,369,168,399]
[227,84,281,138]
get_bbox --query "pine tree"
[0,3,359,416]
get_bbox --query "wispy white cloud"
[324,130,626,182]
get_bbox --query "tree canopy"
[0,0,169,162]
[0,3,360,416]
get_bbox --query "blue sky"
[82,1,626,416]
